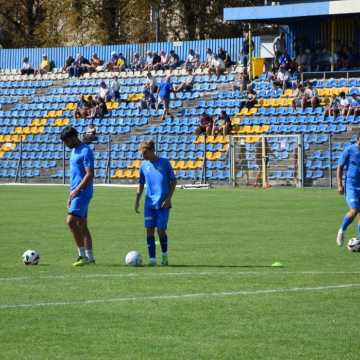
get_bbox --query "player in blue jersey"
[135,140,177,266]
[336,133,360,246]
[60,126,95,266]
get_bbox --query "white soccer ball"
[22,250,40,265]
[347,238,360,252]
[125,251,142,266]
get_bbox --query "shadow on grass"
[96,264,276,269]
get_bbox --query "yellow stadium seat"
[10,135,20,142]
[62,118,70,126]
[130,160,141,169]
[174,160,186,170]
[185,160,197,169]
[170,160,176,168]
[0,135,4,142]
[0,151,4,158]
[14,127,23,134]
[66,103,75,110]
[194,135,205,144]
[248,107,257,115]
[283,89,293,97]
[3,135,11,142]
[32,118,41,126]
[232,117,241,125]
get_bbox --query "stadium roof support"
[223,0,360,22]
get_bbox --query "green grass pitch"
[0,185,359,360]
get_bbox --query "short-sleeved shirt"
[70,143,94,197]
[338,144,360,187]
[159,82,172,99]
[139,157,176,209]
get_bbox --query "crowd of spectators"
[324,92,360,118]
[195,110,232,137]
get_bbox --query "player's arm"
[68,167,94,206]
[135,183,144,213]
[161,162,177,208]
[336,165,344,194]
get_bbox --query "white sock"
[85,249,94,261]
[161,252,168,257]
[78,247,85,258]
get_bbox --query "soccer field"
[0,185,359,360]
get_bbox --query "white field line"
[1,270,360,282]
[0,283,359,310]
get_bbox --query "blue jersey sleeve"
[83,147,94,169]
[139,166,145,185]
[338,147,350,168]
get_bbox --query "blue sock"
[147,236,156,259]
[159,235,168,255]
[340,215,353,232]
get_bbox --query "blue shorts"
[345,186,360,209]
[144,207,170,230]
[68,193,92,219]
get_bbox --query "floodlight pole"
[331,17,335,72]
[248,23,253,81]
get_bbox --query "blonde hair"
[139,140,155,152]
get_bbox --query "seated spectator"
[208,55,225,79]
[168,50,180,69]
[138,84,156,110]
[115,53,126,72]
[157,76,174,121]
[94,97,108,118]
[110,76,121,101]
[69,54,91,77]
[98,81,111,101]
[81,124,98,144]
[202,48,214,69]
[146,72,158,93]
[74,95,91,118]
[303,82,319,109]
[232,68,249,92]
[151,52,162,71]
[292,83,305,109]
[347,94,360,117]
[21,57,34,75]
[174,68,193,92]
[89,53,103,72]
[245,84,257,109]
[218,48,234,69]
[160,50,170,69]
[185,49,200,70]
[339,91,350,116]
[325,94,340,117]
[106,51,119,71]
[213,110,232,136]
[272,65,290,90]
[144,51,154,71]
[63,55,75,73]
[38,54,51,75]
[195,112,214,136]
[318,48,331,71]
[131,53,144,71]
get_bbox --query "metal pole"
[331,17,335,72]
[228,135,232,186]
[299,133,304,188]
[62,141,66,185]
[261,135,267,188]
[15,136,23,183]
[329,133,333,188]
[106,135,112,184]
[202,135,207,184]
[248,23,253,81]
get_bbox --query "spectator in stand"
[273,32,286,67]
[63,55,75,73]
[131,53,144,72]
[185,49,200,70]
[98,81,111,101]
[39,54,51,75]
[347,94,360,117]
[241,31,254,70]
[110,76,121,101]
[21,57,34,75]
[232,68,249,92]
[318,47,331,71]
[195,112,214,136]
[89,53,103,72]
[292,83,305,109]
[160,50,170,69]
[325,93,340,117]
[213,110,232,136]
[94,97,108,118]
[208,55,225,79]
[272,65,290,90]
[151,52,162,71]
[81,124,98,144]
[69,54,91,77]
[295,48,308,71]
[303,81,319,109]
[218,47,234,70]
[114,53,126,72]
[202,48,214,70]
[74,95,91,118]
[157,76,174,122]
[106,51,119,71]
[174,68,194,92]
[278,50,291,69]
[168,50,180,69]
[138,84,156,110]
[245,84,257,109]
[339,91,350,116]
[146,72,158,94]
[144,51,154,71]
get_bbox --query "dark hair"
[60,126,78,141]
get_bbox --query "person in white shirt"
[146,72,158,94]
[208,55,225,79]
[339,91,350,116]
[174,68,194,92]
[110,76,121,101]
[21,57,34,75]
[98,81,110,101]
